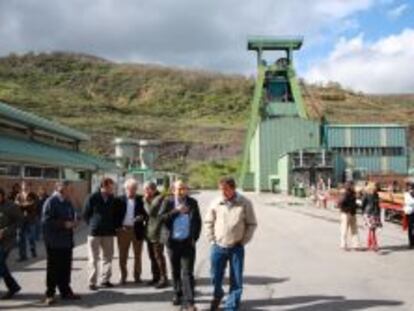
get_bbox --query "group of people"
[0,176,258,311]
[337,180,414,252]
[7,182,49,262]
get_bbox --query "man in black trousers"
[42,181,80,305]
[160,180,201,311]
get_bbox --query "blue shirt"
[172,197,190,240]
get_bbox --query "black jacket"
[42,193,76,249]
[83,191,116,236]
[362,193,380,217]
[338,190,358,215]
[159,195,202,245]
[114,195,148,240]
[0,201,23,251]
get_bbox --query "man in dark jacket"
[160,180,201,311]
[42,181,80,305]
[0,187,23,300]
[83,178,116,290]
[143,181,168,288]
[114,178,147,284]
[338,181,360,250]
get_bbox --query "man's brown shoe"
[155,279,169,289]
[210,297,222,311]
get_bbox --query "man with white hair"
[160,180,201,311]
[114,178,147,285]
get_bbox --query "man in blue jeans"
[14,182,38,261]
[205,177,257,311]
[0,187,23,299]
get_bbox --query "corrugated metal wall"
[326,125,408,180]
[258,117,320,190]
[327,125,407,148]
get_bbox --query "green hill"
[0,52,413,187]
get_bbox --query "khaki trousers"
[117,227,143,282]
[87,236,114,286]
[340,213,360,248]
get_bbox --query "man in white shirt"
[114,179,147,284]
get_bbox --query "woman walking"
[362,183,382,251]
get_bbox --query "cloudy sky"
[0,0,413,93]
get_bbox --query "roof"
[0,135,115,171]
[0,101,89,141]
[326,123,407,128]
[247,36,303,51]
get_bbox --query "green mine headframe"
[239,36,317,191]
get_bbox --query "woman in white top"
[404,182,414,249]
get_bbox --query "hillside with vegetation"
[0,53,413,187]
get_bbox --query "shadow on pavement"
[195,275,289,286]
[239,296,403,311]
[377,244,413,255]
[0,289,175,309]
[0,291,404,310]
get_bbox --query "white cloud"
[0,0,376,73]
[305,28,414,93]
[387,3,409,19]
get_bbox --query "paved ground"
[1,191,414,310]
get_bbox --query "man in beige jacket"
[204,177,257,311]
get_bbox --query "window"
[43,167,59,179]
[24,166,42,178]
[0,164,20,177]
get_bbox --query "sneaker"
[1,286,21,300]
[44,296,56,306]
[89,284,98,291]
[100,281,114,288]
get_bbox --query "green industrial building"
[0,101,115,207]
[239,36,410,193]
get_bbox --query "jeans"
[211,244,245,311]
[46,247,73,297]
[0,246,20,292]
[34,218,42,241]
[17,222,37,259]
[167,239,196,307]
